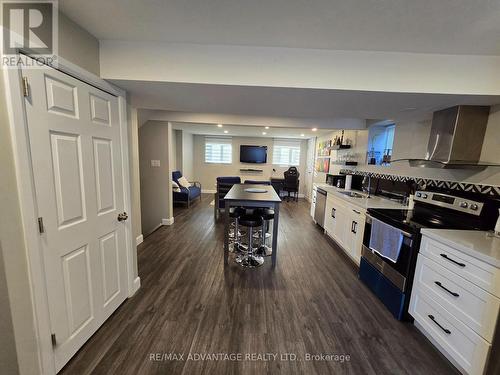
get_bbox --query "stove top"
[368,189,499,234]
[368,207,488,234]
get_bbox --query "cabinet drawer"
[414,254,500,342]
[420,236,500,297]
[410,290,490,375]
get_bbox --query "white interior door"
[22,60,129,372]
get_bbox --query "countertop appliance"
[359,188,500,320]
[314,187,327,228]
[326,173,363,189]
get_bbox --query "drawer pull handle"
[352,209,361,214]
[434,281,459,297]
[440,253,465,268]
[428,314,451,335]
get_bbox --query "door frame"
[3,51,140,374]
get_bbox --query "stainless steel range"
[359,189,500,320]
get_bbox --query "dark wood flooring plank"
[60,194,457,375]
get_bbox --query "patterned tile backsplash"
[339,169,500,198]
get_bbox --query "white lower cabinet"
[310,186,317,218]
[410,235,500,375]
[324,195,365,265]
[345,207,365,263]
[410,289,490,375]
[324,195,336,234]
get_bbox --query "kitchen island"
[223,184,282,267]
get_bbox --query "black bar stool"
[255,208,274,256]
[236,214,264,268]
[229,207,245,253]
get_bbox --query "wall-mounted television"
[240,145,267,163]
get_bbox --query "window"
[205,137,232,164]
[366,123,395,165]
[272,139,301,166]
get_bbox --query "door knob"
[117,212,128,222]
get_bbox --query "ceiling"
[61,0,500,55]
[171,122,330,138]
[116,79,500,123]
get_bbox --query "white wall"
[127,106,142,262]
[181,132,194,179]
[173,130,181,171]
[59,12,100,76]
[171,130,194,179]
[100,41,500,95]
[0,73,27,375]
[192,135,308,194]
[139,121,174,235]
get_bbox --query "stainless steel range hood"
[408,105,491,168]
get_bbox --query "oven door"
[362,215,415,292]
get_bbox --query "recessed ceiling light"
[262,132,267,135]
[300,133,305,136]
[224,130,228,134]
[217,124,223,127]
[312,128,317,131]
[265,126,269,129]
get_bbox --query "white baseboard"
[202,189,216,194]
[130,276,141,297]
[135,234,144,246]
[162,217,175,225]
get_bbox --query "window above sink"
[366,123,395,166]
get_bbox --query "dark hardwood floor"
[61,194,457,375]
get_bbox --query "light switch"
[151,160,160,167]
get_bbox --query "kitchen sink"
[339,191,365,198]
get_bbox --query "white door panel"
[22,58,128,372]
[89,93,111,125]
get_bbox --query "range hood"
[406,105,491,169]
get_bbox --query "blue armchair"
[172,171,202,207]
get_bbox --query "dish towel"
[369,218,404,263]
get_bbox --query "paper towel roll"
[345,175,352,191]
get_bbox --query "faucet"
[363,175,372,198]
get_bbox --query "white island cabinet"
[410,230,500,375]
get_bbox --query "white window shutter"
[205,137,232,164]
[272,139,301,166]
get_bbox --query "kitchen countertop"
[314,183,407,210]
[421,229,500,268]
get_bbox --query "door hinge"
[22,76,30,97]
[38,217,44,234]
[51,333,56,347]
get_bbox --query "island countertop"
[224,184,281,203]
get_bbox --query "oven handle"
[365,214,414,239]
